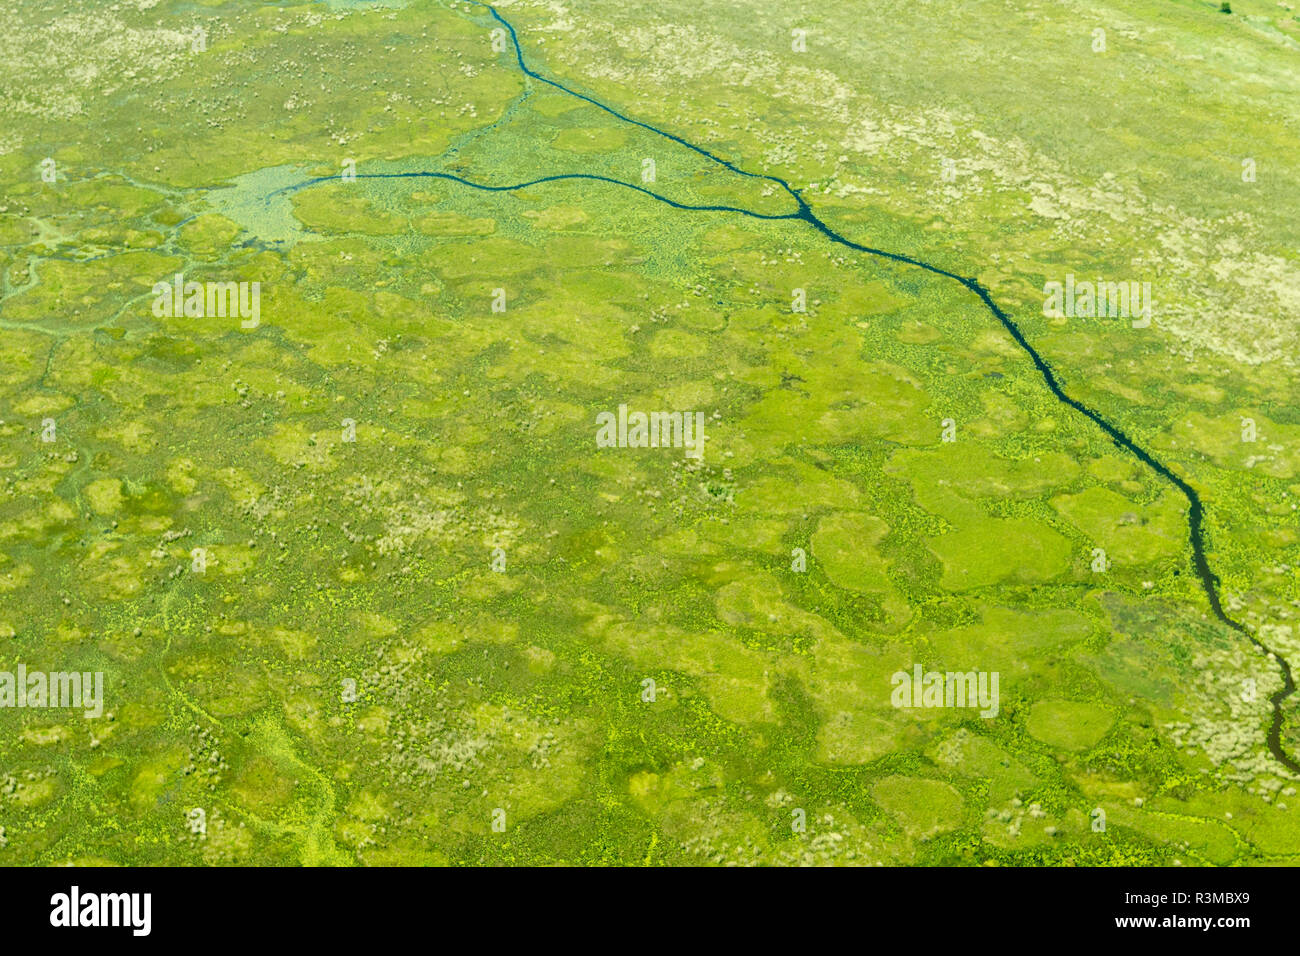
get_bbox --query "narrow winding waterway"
[275,1,1298,775]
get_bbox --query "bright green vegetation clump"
[0,0,1297,866]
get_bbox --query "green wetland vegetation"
[0,0,1298,865]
